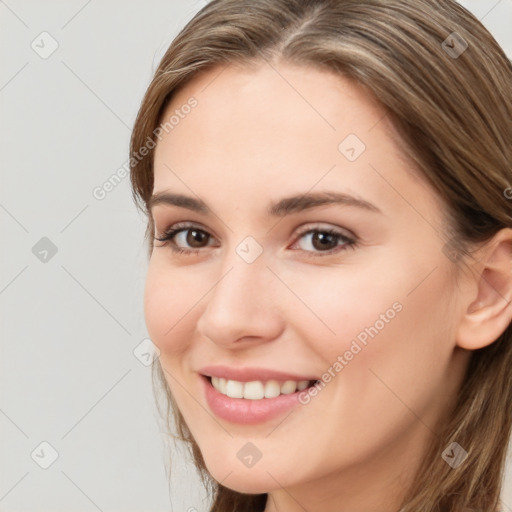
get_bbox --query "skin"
[144,60,511,512]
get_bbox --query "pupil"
[313,232,336,250]
[188,229,207,247]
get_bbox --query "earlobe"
[456,228,512,351]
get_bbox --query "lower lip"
[202,375,306,425]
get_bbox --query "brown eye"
[310,231,339,251]
[154,224,215,253]
[155,223,356,259]
[293,227,355,256]
[186,229,210,248]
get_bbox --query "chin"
[204,459,284,494]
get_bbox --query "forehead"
[165,60,387,138]
[151,61,441,222]
[155,62,387,170]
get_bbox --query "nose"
[196,252,284,348]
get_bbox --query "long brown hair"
[130,1,512,510]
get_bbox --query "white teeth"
[264,380,281,398]
[243,381,265,400]
[225,379,244,398]
[281,380,298,394]
[210,377,312,400]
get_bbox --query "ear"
[456,228,512,350]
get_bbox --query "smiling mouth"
[206,376,320,400]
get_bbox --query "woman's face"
[145,61,471,507]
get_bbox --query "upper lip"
[199,365,319,383]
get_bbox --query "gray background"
[0,1,511,511]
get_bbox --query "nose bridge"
[196,240,283,345]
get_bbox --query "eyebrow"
[148,191,381,216]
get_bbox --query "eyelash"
[154,222,357,258]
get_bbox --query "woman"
[129,1,512,510]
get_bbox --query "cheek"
[297,254,455,394]
[285,263,404,359]
[285,263,457,466]
[143,260,197,355]
[335,260,457,422]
